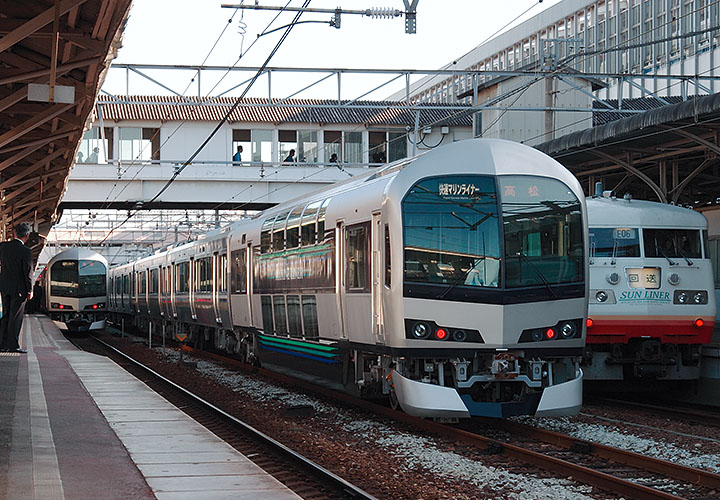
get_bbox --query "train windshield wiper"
[435,257,485,300]
[677,247,693,266]
[654,238,677,266]
[516,252,557,298]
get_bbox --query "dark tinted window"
[644,229,702,259]
[302,295,319,339]
[590,228,640,258]
[50,259,106,298]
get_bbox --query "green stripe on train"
[258,334,338,352]
[258,339,338,359]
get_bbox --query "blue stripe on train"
[260,345,340,364]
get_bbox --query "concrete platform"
[0,315,301,500]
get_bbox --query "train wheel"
[389,387,400,411]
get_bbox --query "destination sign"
[627,267,661,289]
[438,183,479,197]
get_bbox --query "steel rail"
[588,396,720,428]
[92,337,378,500]
[182,346,688,500]
[496,419,720,490]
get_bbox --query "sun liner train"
[584,190,715,381]
[108,138,588,418]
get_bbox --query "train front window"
[643,228,702,259]
[500,176,583,288]
[51,260,106,297]
[402,175,501,288]
[590,228,640,258]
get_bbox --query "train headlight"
[452,329,467,342]
[560,322,576,339]
[677,292,689,304]
[411,322,430,339]
[595,291,608,303]
[668,273,680,285]
[606,272,620,285]
[694,292,706,304]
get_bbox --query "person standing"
[232,145,243,165]
[0,222,33,353]
[283,149,295,163]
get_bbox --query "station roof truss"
[537,93,720,207]
[0,0,132,250]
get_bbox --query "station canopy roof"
[0,0,132,256]
[97,95,474,127]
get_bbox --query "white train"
[584,192,716,380]
[108,138,588,418]
[44,248,108,332]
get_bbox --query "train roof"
[47,247,108,265]
[586,196,707,228]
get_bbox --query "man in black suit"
[0,222,33,353]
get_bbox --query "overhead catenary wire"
[99,0,312,244]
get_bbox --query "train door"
[170,263,177,318]
[342,221,372,344]
[246,242,253,323]
[371,212,385,344]
[212,252,220,323]
[336,220,346,339]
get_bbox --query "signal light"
[545,328,556,340]
[586,318,593,328]
[694,318,704,328]
[435,328,448,340]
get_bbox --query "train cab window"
[230,249,247,293]
[273,295,288,335]
[346,223,369,292]
[261,296,273,333]
[286,206,303,248]
[589,228,640,258]
[643,228,702,259]
[286,295,302,338]
[385,224,391,287]
[51,260,107,297]
[301,295,319,339]
[301,200,321,245]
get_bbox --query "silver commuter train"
[45,248,108,331]
[108,138,588,418]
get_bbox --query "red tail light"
[92,304,98,309]
[694,318,704,328]
[59,304,64,309]
[545,328,556,339]
[586,318,593,328]
[435,328,448,340]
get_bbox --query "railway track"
[177,343,720,500]
[70,335,377,500]
[587,396,720,428]
[90,331,720,499]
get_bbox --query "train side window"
[140,271,146,295]
[346,223,370,292]
[230,249,247,293]
[286,206,303,248]
[301,200,321,245]
[150,269,158,294]
[286,295,302,338]
[384,224,391,287]
[317,198,331,243]
[218,254,227,294]
[261,216,274,253]
[261,296,274,333]
[177,262,189,293]
[273,295,288,335]
[273,211,290,252]
[301,295,319,339]
[199,257,211,292]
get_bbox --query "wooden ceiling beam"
[0,56,98,86]
[0,147,69,192]
[0,0,90,53]
[0,102,73,149]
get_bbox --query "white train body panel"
[109,138,588,418]
[585,197,716,380]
